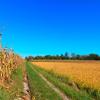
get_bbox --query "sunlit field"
[33,61,100,90]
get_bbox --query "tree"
[88,54,100,60]
[64,52,69,59]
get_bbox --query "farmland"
[0,56,100,99]
[0,49,100,100]
[33,61,100,98]
[26,62,95,100]
[33,61,100,90]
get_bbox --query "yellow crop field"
[33,61,100,90]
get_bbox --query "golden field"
[33,61,100,90]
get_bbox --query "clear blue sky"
[0,0,100,57]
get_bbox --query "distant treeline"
[25,52,100,61]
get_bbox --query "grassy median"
[26,62,62,100]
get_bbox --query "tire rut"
[39,73,70,100]
[32,67,70,100]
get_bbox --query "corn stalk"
[0,49,23,83]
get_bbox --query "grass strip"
[26,62,62,100]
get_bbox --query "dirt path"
[14,66,31,100]
[36,71,70,100]
[39,73,69,100]
[22,73,31,100]
[14,73,31,100]
[30,64,70,100]
[21,63,70,100]
[21,64,31,100]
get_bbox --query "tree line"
[25,52,100,61]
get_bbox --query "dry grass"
[33,61,100,90]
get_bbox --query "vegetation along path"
[25,62,70,100]
[34,68,69,100]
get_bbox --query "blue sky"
[0,0,100,57]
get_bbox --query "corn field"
[0,48,23,83]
